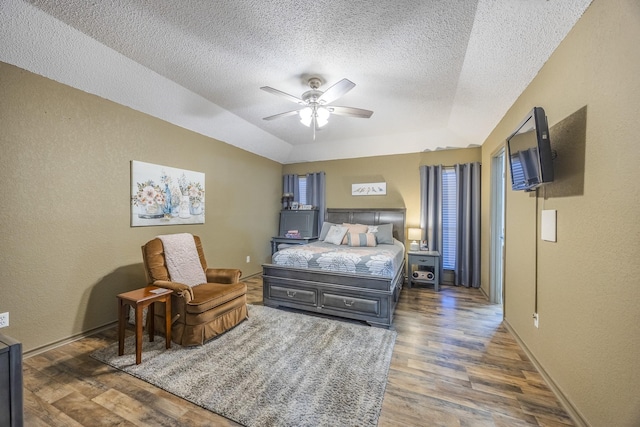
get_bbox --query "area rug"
[91,305,396,427]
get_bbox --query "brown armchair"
[141,235,248,346]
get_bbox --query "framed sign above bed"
[351,182,387,196]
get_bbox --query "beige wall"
[480,0,640,425]
[3,1,638,424]
[283,149,481,235]
[0,62,283,353]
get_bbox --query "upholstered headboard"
[325,208,406,243]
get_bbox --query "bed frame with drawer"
[262,208,406,328]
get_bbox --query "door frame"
[489,145,506,306]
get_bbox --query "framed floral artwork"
[131,160,205,227]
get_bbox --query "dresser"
[271,236,319,254]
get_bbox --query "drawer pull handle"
[343,299,355,307]
[286,291,297,298]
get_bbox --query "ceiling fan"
[260,77,373,139]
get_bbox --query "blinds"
[298,176,307,205]
[441,168,457,270]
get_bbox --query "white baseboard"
[479,286,490,301]
[26,274,263,359]
[503,319,590,427]
[23,321,118,359]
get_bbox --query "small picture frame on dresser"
[291,202,299,210]
[420,240,429,251]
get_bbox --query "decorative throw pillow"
[367,223,394,244]
[319,221,336,241]
[347,232,377,247]
[324,225,348,245]
[341,223,369,244]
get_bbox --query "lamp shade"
[316,106,330,127]
[408,228,422,241]
[299,107,313,127]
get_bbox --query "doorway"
[490,147,506,305]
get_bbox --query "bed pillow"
[319,221,336,241]
[367,223,394,244]
[324,225,348,245]
[347,232,377,247]
[341,223,369,244]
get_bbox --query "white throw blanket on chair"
[158,233,207,286]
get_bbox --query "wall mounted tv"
[506,107,555,192]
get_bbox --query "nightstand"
[407,251,440,291]
[271,236,318,254]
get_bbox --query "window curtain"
[419,165,443,279]
[454,162,481,288]
[282,174,299,209]
[305,172,326,236]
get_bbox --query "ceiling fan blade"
[318,79,355,104]
[260,86,304,104]
[329,106,373,118]
[263,110,300,121]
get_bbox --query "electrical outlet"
[246,255,250,263]
[0,312,8,328]
[533,313,539,328]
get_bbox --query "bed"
[262,208,406,328]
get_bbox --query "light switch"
[541,210,557,242]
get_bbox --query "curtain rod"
[420,162,482,168]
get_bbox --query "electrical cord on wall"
[534,186,548,317]
[534,188,539,316]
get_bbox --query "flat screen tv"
[506,107,554,192]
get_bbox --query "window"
[298,176,307,205]
[441,168,457,270]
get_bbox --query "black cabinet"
[278,209,319,238]
[0,333,23,427]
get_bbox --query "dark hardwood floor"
[22,276,573,426]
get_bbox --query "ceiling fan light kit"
[299,106,330,128]
[261,77,373,137]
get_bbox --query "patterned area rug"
[92,305,396,427]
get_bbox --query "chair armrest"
[153,280,194,301]
[205,268,242,284]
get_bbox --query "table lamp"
[408,228,422,251]
[281,192,294,209]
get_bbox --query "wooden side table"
[407,251,441,291]
[117,286,172,364]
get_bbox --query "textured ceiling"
[2,0,592,164]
